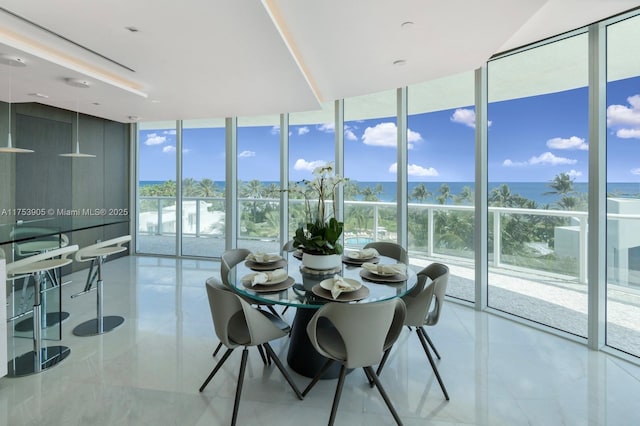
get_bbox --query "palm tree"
[489,184,513,207]
[196,178,218,197]
[454,186,474,205]
[410,183,431,203]
[544,173,574,196]
[343,181,360,201]
[182,177,197,197]
[436,183,452,205]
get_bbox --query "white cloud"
[566,169,582,178]
[298,126,310,135]
[317,123,334,133]
[271,125,280,135]
[631,168,640,175]
[163,130,176,135]
[294,158,327,172]
[362,122,422,149]
[238,150,255,158]
[503,152,577,167]
[388,162,438,177]
[503,159,527,167]
[617,128,640,139]
[145,133,166,146]
[450,108,491,129]
[162,145,175,153]
[607,94,640,139]
[345,129,358,141]
[529,152,577,165]
[546,136,588,150]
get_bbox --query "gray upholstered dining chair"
[302,298,406,426]
[363,241,409,264]
[376,262,450,400]
[199,278,303,426]
[216,248,280,364]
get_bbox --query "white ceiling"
[0,0,637,124]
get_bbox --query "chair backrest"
[306,298,406,369]
[220,248,251,287]
[402,262,449,327]
[281,240,295,255]
[424,263,449,326]
[205,277,287,348]
[363,241,409,264]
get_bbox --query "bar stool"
[12,233,71,332]
[5,244,79,377]
[71,235,131,336]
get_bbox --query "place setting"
[342,247,380,266]
[311,274,370,302]
[359,262,408,284]
[241,268,294,293]
[244,251,287,271]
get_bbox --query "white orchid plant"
[291,163,346,255]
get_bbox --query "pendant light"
[59,110,96,158]
[0,56,33,153]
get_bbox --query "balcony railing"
[137,195,640,288]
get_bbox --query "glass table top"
[229,252,417,309]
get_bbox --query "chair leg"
[256,344,268,365]
[199,348,234,392]
[267,305,280,317]
[420,327,441,360]
[416,329,449,400]
[212,342,223,357]
[364,366,404,425]
[302,358,335,396]
[281,306,289,315]
[231,348,249,426]
[263,343,303,400]
[376,346,392,377]
[328,365,347,426]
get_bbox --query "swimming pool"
[345,237,373,245]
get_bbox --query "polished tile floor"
[2,255,640,425]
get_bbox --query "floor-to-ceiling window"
[288,103,335,242]
[487,33,590,336]
[181,119,226,258]
[237,115,281,254]
[343,90,397,250]
[137,121,178,255]
[606,14,640,357]
[407,72,476,302]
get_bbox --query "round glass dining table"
[229,251,418,378]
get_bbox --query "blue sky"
[139,76,640,184]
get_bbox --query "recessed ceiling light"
[65,78,91,88]
[0,55,27,67]
[393,59,407,66]
[92,102,101,106]
[28,92,49,99]
[128,115,140,121]
[125,26,139,33]
[401,21,414,28]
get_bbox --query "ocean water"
[140,180,640,205]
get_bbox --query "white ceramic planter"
[301,253,341,270]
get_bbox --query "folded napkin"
[245,252,280,263]
[243,268,288,286]
[362,262,407,276]
[328,274,359,299]
[348,248,379,259]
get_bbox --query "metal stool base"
[73,316,125,336]
[7,345,71,377]
[14,311,71,332]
